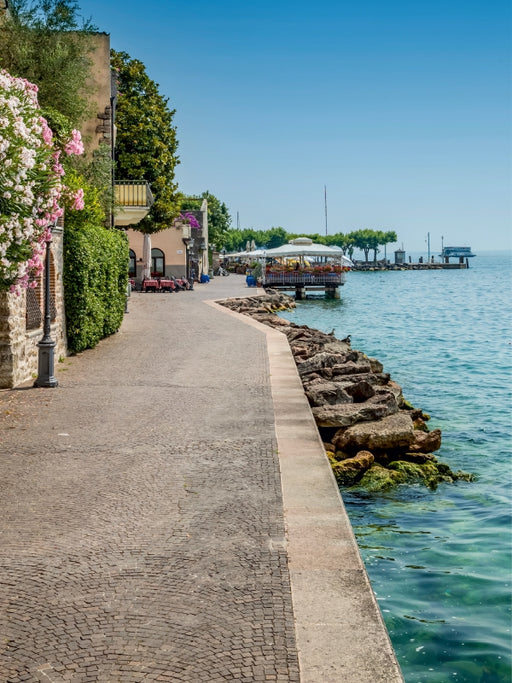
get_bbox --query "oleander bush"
[63,172,129,353]
[0,70,84,292]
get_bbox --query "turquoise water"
[280,251,512,683]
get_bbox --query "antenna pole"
[324,185,328,236]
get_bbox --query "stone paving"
[0,275,300,682]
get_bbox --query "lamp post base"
[34,339,58,388]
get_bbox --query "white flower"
[0,69,67,290]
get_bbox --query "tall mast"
[324,185,328,236]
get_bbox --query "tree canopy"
[111,50,180,234]
[0,0,97,127]
[220,226,397,260]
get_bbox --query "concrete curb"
[208,299,404,683]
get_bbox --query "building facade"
[126,201,209,284]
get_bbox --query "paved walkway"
[0,275,402,682]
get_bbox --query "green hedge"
[63,177,129,354]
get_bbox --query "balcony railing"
[114,181,154,226]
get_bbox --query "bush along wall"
[63,174,129,354]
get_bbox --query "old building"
[126,201,209,283]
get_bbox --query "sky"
[78,0,511,253]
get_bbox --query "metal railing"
[263,271,345,286]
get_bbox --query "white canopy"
[243,241,353,267]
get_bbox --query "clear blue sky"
[79,0,511,252]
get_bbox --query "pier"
[352,245,476,271]
[263,269,346,298]
[352,259,472,271]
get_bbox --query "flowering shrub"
[179,212,201,229]
[0,70,83,293]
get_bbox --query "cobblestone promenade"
[0,276,300,682]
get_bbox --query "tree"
[111,50,180,277]
[325,232,349,253]
[350,229,373,262]
[380,230,398,261]
[264,227,287,249]
[348,229,397,262]
[0,0,97,127]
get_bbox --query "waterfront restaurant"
[240,237,353,299]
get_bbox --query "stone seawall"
[220,291,474,492]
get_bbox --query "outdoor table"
[142,279,159,292]
[159,279,176,292]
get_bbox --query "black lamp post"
[34,223,58,388]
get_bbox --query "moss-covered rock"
[387,459,476,489]
[330,450,374,486]
[356,464,407,492]
[388,460,444,489]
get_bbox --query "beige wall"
[82,33,112,155]
[127,226,189,279]
[127,201,210,281]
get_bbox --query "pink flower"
[71,188,84,211]
[64,129,84,156]
[40,117,53,145]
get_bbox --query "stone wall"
[0,227,67,389]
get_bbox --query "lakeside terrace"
[229,237,353,299]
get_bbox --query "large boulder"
[367,357,384,373]
[374,380,403,405]
[312,392,398,428]
[330,450,375,485]
[333,411,415,453]
[297,351,352,377]
[344,379,376,402]
[330,361,373,377]
[323,341,352,355]
[305,380,353,406]
[408,428,442,453]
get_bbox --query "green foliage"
[180,191,232,246]
[0,0,97,127]
[222,226,289,252]
[70,141,114,218]
[265,227,288,248]
[221,226,396,259]
[347,229,397,262]
[63,173,128,353]
[111,50,180,233]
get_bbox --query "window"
[151,248,165,276]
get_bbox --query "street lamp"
[34,222,58,388]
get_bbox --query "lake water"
[280,251,512,683]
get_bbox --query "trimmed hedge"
[63,177,129,354]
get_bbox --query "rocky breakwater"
[220,292,474,492]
